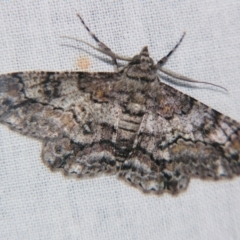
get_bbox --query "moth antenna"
[76,13,99,43]
[76,13,131,71]
[158,66,228,92]
[158,32,186,66]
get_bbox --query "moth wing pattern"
[1,61,240,195]
[1,13,240,195]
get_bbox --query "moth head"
[126,46,156,81]
[130,46,154,68]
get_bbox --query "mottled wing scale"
[1,53,240,195]
[1,14,240,195]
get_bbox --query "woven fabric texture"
[0,1,240,240]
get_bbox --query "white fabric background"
[0,1,240,240]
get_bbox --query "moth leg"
[61,36,131,62]
[157,32,186,66]
[77,13,119,71]
[157,66,227,91]
[156,31,227,91]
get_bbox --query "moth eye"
[130,55,141,64]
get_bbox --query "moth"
[0,14,239,195]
